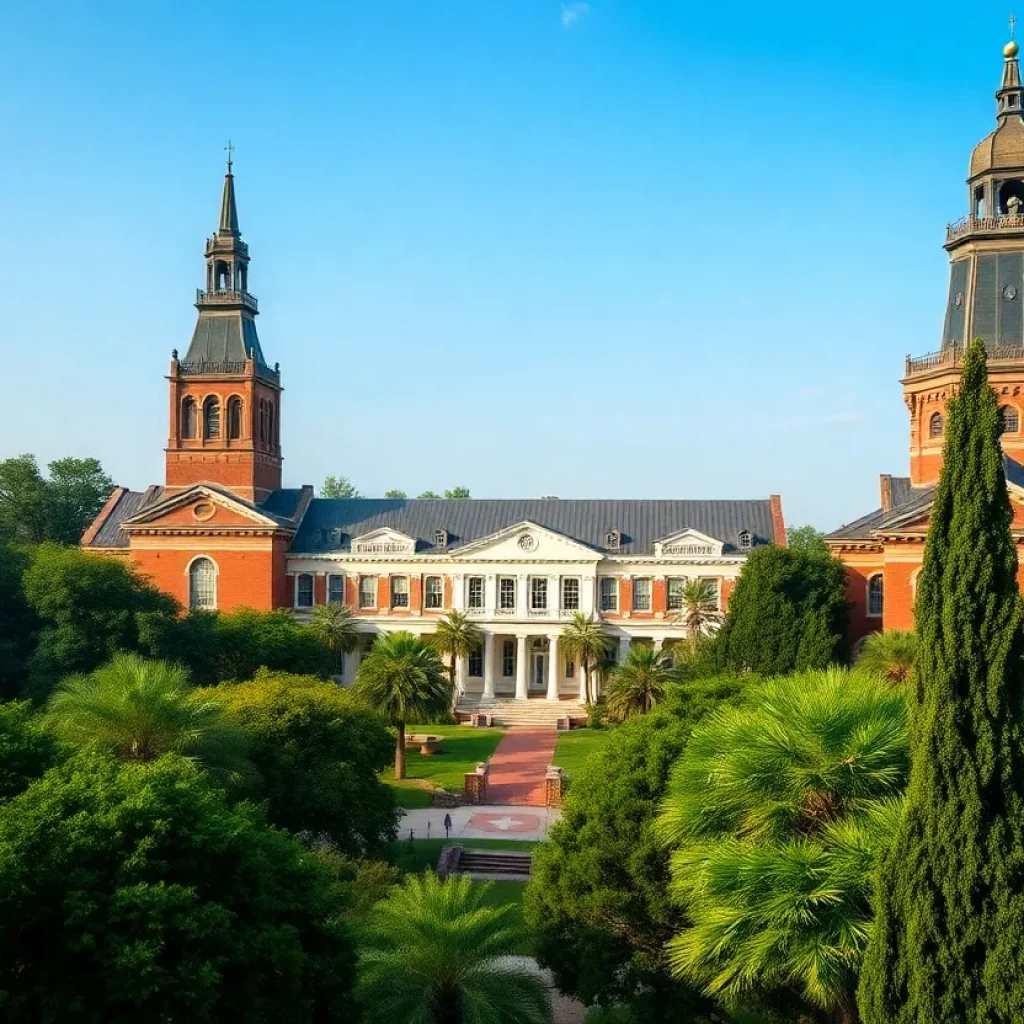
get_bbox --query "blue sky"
[0,1,1015,528]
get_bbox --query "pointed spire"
[218,140,240,236]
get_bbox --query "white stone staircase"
[457,697,588,729]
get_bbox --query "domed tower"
[164,153,284,502]
[905,37,1024,484]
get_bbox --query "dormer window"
[738,530,752,552]
[434,529,448,548]
[605,530,621,550]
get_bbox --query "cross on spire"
[225,139,234,174]
[1011,12,1017,39]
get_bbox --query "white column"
[653,638,664,652]
[515,634,529,700]
[547,634,561,700]
[483,632,496,699]
[579,657,589,702]
[455,655,467,695]
[619,634,631,663]
[348,642,364,684]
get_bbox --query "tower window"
[1001,406,1020,434]
[182,397,198,439]
[929,412,944,438]
[227,397,243,439]
[203,397,220,439]
[267,402,275,447]
[867,574,884,617]
[258,400,266,442]
[188,557,217,609]
[974,185,985,218]
[999,179,1024,215]
[214,261,229,290]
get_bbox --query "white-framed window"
[699,576,721,612]
[296,573,314,609]
[562,577,580,610]
[599,577,618,612]
[188,557,217,609]
[467,576,484,609]
[867,574,884,617]
[434,529,448,548]
[468,645,483,677]
[425,575,443,609]
[667,577,685,611]
[502,639,515,676]
[359,575,377,609]
[565,659,575,678]
[328,574,345,605]
[1001,405,1020,434]
[738,530,752,551]
[531,577,548,610]
[391,576,409,609]
[499,577,516,610]
[929,412,944,438]
[605,529,621,550]
[632,578,652,612]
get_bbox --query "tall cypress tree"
[860,337,1024,1023]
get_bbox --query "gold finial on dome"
[1006,40,1019,58]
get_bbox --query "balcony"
[906,343,1024,377]
[196,288,259,311]
[946,213,1024,245]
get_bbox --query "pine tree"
[860,337,1024,1023]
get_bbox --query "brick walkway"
[486,728,559,806]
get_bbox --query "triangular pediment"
[121,485,282,532]
[350,527,418,555]
[453,521,600,560]
[653,528,724,559]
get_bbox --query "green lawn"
[552,727,615,779]
[383,724,505,808]
[390,837,538,874]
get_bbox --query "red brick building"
[827,39,1024,644]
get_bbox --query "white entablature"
[450,521,600,562]
[653,528,725,560]
[349,527,417,556]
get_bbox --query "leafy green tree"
[46,653,250,779]
[321,474,361,498]
[672,578,722,639]
[0,454,113,545]
[860,338,1024,1024]
[855,630,916,686]
[559,612,612,703]
[384,489,407,498]
[0,542,38,698]
[787,524,829,556]
[714,545,850,674]
[431,610,483,698]
[525,678,750,1019]
[0,701,61,802]
[0,752,357,1022]
[354,632,451,779]
[657,669,909,1024]
[308,603,361,672]
[211,607,334,682]
[606,644,672,721]
[359,872,551,1024]
[22,543,179,698]
[443,486,471,499]
[212,670,398,855]
[417,490,441,499]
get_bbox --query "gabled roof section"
[291,498,779,555]
[452,520,602,559]
[120,483,291,532]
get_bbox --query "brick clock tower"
[165,152,283,502]
[905,37,1024,484]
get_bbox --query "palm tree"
[855,629,916,686]
[46,652,249,776]
[355,631,452,779]
[673,578,722,639]
[559,612,612,704]
[309,602,361,672]
[358,872,551,1024]
[656,668,909,1024]
[431,610,483,699]
[605,644,672,721]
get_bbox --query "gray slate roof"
[184,312,266,368]
[291,498,778,555]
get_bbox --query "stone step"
[458,851,533,876]
[458,698,589,728]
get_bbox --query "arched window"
[1001,405,1020,434]
[267,402,275,447]
[182,397,198,439]
[227,397,243,439]
[189,557,217,609]
[258,400,266,442]
[929,412,944,438]
[867,574,884,617]
[203,397,220,439]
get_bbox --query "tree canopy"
[213,670,398,855]
[860,338,1024,1024]
[713,544,850,674]
[0,543,37,698]
[0,753,357,1023]
[321,475,361,498]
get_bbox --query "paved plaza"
[398,803,560,842]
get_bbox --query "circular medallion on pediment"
[193,502,216,522]
[517,533,537,552]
